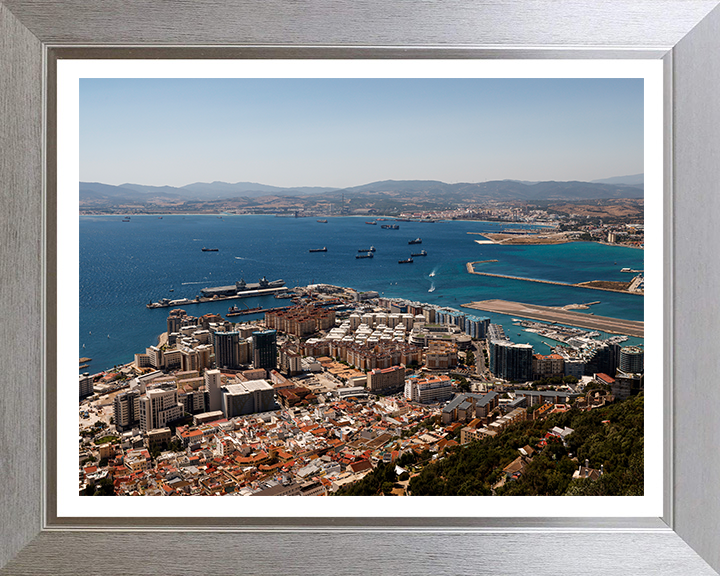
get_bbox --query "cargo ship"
[309,247,327,252]
[411,250,427,257]
[227,304,263,317]
[201,247,219,252]
[381,224,399,229]
[408,238,422,245]
[365,221,377,225]
[358,246,376,252]
[356,252,374,259]
[317,219,328,223]
[398,257,414,264]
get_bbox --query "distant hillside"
[591,173,644,186]
[80,180,339,206]
[80,175,644,211]
[322,179,644,202]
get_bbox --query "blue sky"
[80,78,643,188]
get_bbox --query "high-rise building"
[583,342,620,377]
[79,373,94,399]
[252,329,277,371]
[619,346,644,374]
[114,389,141,432]
[489,340,533,382]
[204,369,223,412]
[167,308,186,335]
[213,331,241,370]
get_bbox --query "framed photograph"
[2,1,720,575]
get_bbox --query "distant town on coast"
[79,176,645,497]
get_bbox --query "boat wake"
[181,281,207,285]
[428,283,436,293]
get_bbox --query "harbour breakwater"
[466,262,643,296]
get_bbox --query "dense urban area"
[79,273,645,497]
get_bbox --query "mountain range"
[80,174,643,208]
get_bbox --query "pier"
[466,262,643,295]
[462,299,644,338]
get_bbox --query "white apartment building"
[139,386,184,433]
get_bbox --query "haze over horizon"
[81,78,644,188]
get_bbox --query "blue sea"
[79,215,644,373]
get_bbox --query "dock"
[147,287,288,309]
[462,299,644,338]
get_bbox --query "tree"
[92,478,115,496]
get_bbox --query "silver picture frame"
[2,1,720,574]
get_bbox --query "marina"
[463,299,644,338]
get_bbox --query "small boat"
[408,238,422,245]
[169,289,174,292]
[398,258,414,264]
[356,252,374,259]
[358,246,376,252]
[365,221,377,225]
[201,247,219,252]
[411,250,427,257]
[317,219,328,223]
[309,247,327,253]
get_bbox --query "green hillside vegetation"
[334,450,432,496]
[333,395,643,496]
[410,394,643,496]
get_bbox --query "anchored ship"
[309,247,327,252]
[411,250,427,257]
[358,246,376,252]
[227,304,263,317]
[398,257,414,264]
[408,238,422,244]
[356,252,374,259]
